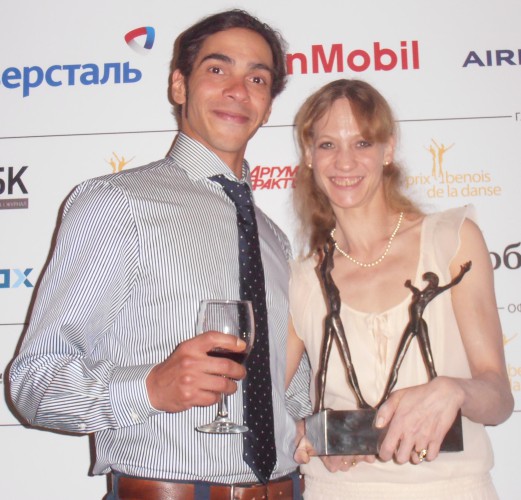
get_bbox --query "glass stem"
[217,393,229,419]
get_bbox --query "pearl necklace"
[330,212,404,268]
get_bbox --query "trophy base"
[305,409,384,455]
[305,409,463,456]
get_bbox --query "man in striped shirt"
[9,9,310,500]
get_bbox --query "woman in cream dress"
[286,79,513,500]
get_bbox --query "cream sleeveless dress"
[290,206,498,499]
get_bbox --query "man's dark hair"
[171,9,287,101]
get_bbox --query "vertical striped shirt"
[9,133,310,483]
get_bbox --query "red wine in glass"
[195,299,255,434]
[208,348,248,365]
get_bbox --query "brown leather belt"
[115,473,304,500]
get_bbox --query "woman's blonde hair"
[294,79,420,255]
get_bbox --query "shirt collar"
[169,133,252,185]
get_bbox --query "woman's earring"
[307,163,312,169]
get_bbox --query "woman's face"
[307,98,394,212]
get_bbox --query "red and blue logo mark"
[125,27,155,54]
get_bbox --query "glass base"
[196,416,248,434]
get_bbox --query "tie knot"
[210,175,252,207]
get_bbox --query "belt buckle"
[229,481,271,500]
[228,482,262,500]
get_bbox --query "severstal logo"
[125,27,156,55]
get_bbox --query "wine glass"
[195,299,255,434]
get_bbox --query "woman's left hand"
[375,376,464,464]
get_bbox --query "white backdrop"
[1,1,520,498]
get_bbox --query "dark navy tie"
[211,175,276,484]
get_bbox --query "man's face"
[171,28,274,176]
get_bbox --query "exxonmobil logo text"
[287,41,420,74]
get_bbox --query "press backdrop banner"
[1,1,520,498]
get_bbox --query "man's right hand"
[146,331,247,413]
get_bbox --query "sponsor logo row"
[0,138,508,205]
[1,25,519,97]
